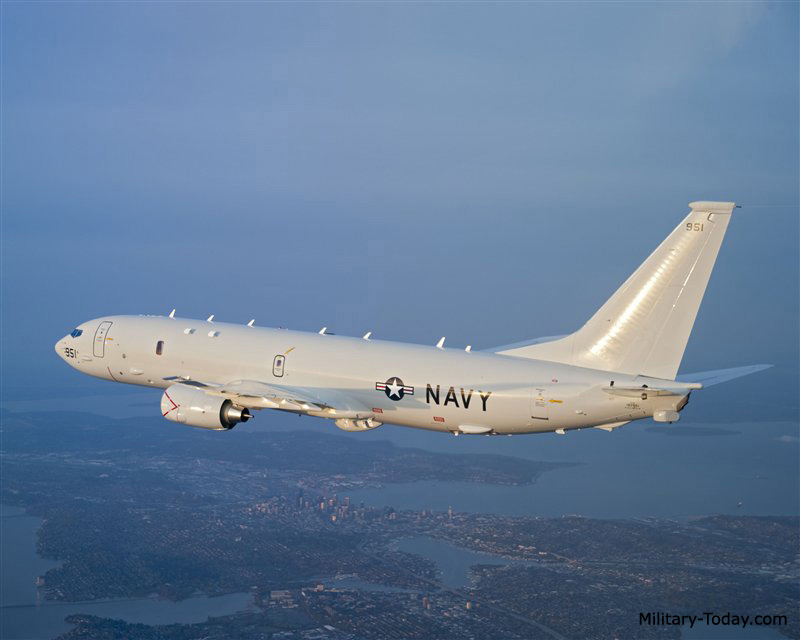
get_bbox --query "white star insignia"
[387,379,403,398]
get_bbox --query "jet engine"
[160,384,251,430]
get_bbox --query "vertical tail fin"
[499,201,736,379]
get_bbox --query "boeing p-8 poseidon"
[56,201,769,436]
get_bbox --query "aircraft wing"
[209,380,334,411]
[676,364,773,387]
[163,376,371,416]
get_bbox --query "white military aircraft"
[56,201,769,436]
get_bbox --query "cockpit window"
[70,329,83,338]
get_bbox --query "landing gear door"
[530,387,549,423]
[93,321,113,358]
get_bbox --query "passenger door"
[273,354,286,377]
[93,321,113,358]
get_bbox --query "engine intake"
[161,384,252,430]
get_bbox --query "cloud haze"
[1,2,797,420]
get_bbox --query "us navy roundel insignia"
[375,377,414,401]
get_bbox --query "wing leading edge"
[164,377,371,418]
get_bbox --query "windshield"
[70,329,83,338]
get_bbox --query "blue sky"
[2,2,797,419]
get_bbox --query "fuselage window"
[156,340,164,356]
[70,329,83,338]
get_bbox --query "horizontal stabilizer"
[676,364,772,388]
[604,383,700,397]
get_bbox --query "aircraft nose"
[55,336,69,359]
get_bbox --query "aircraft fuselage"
[55,315,682,435]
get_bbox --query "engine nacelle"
[161,384,252,430]
[335,418,382,432]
